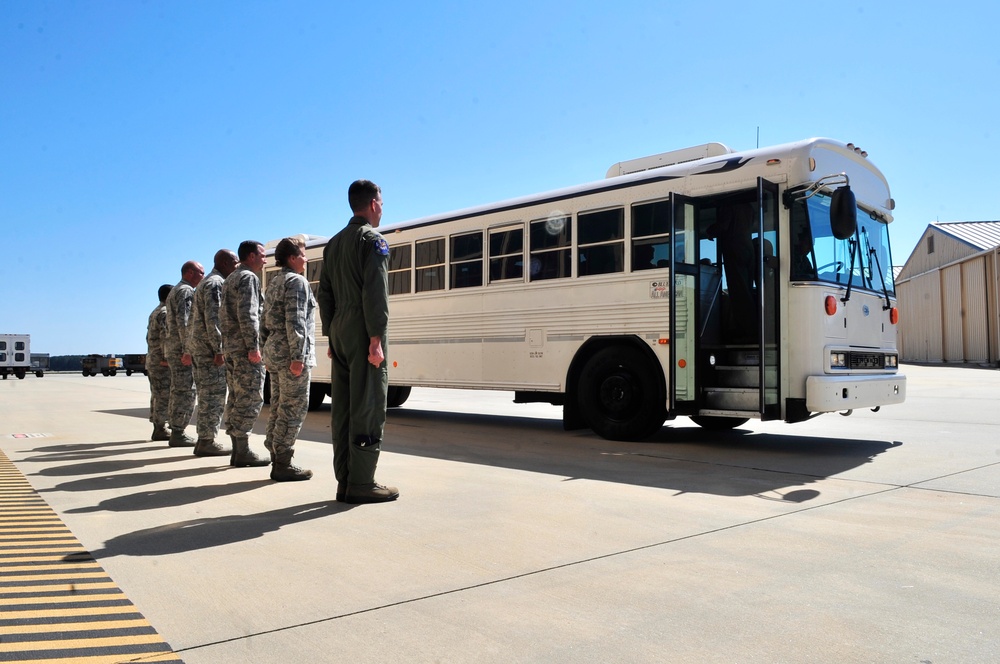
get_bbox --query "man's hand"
[290,360,304,377]
[248,349,262,364]
[181,353,192,366]
[213,353,225,366]
[367,336,384,367]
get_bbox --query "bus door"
[756,177,780,419]
[669,194,698,413]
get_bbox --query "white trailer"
[0,334,32,380]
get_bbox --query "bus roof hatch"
[605,142,733,178]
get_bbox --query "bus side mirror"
[830,186,857,240]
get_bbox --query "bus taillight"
[825,295,837,316]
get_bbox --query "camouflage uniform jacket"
[220,266,263,357]
[263,268,317,367]
[187,269,225,358]
[164,279,196,360]
[145,302,168,369]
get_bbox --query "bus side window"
[489,226,524,282]
[450,232,483,289]
[389,243,412,295]
[529,215,572,281]
[631,200,670,270]
[578,208,624,276]
[415,239,445,292]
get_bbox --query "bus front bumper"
[805,373,906,413]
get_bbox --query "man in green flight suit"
[318,179,399,505]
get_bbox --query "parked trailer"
[30,353,49,378]
[123,354,148,376]
[0,334,32,380]
[81,354,123,377]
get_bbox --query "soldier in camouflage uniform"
[220,240,270,468]
[164,260,204,447]
[145,284,173,441]
[262,237,316,481]
[317,180,399,504]
[188,249,239,457]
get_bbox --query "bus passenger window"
[578,208,624,276]
[489,227,523,282]
[529,215,571,281]
[389,244,412,295]
[631,200,671,271]
[416,238,445,292]
[450,232,483,289]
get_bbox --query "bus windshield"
[790,191,895,295]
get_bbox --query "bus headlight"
[884,354,898,368]
[830,352,847,368]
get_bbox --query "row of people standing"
[145,179,398,504]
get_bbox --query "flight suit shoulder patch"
[373,236,390,256]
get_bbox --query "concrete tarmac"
[1,363,998,663]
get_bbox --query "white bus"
[267,137,905,440]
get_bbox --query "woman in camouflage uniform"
[262,237,316,481]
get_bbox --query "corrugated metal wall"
[897,247,1000,365]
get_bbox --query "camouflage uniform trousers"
[224,354,265,438]
[265,364,311,458]
[193,355,229,441]
[167,361,196,430]
[146,364,171,428]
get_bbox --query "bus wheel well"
[565,337,667,440]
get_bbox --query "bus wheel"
[126,369,132,376]
[578,347,664,441]
[307,383,327,411]
[690,416,749,430]
[387,385,411,408]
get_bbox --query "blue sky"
[2,1,997,355]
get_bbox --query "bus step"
[713,365,777,388]
[704,386,759,411]
[696,408,758,419]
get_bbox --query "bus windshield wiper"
[862,225,892,311]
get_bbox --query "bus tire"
[110,370,117,377]
[577,346,664,441]
[126,369,132,376]
[690,416,749,430]
[262,372,271,405]
[387,385,411,408]
[308,383,327,411]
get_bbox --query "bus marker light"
[393,361,398,368]
[678,359,687,368]
[825,295,837,316]
[890,307,899,325]
[658,338,668,345]
[767,159,781,166]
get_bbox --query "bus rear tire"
[690,416,749,430]
[577,346,664,441]
[308,383,328,411]
[387,385,411,408]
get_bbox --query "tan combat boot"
[230,435,270,468]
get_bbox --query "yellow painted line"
[13,618,154,634]
[0,448,182,663]
[14,655,183,664]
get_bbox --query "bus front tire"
[577,346,664,441]
[308,383,328,411]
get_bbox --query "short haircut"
[273,237,305,267]
[158,284,173,303]
[238,240,263,261]
[348,179,381,213]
